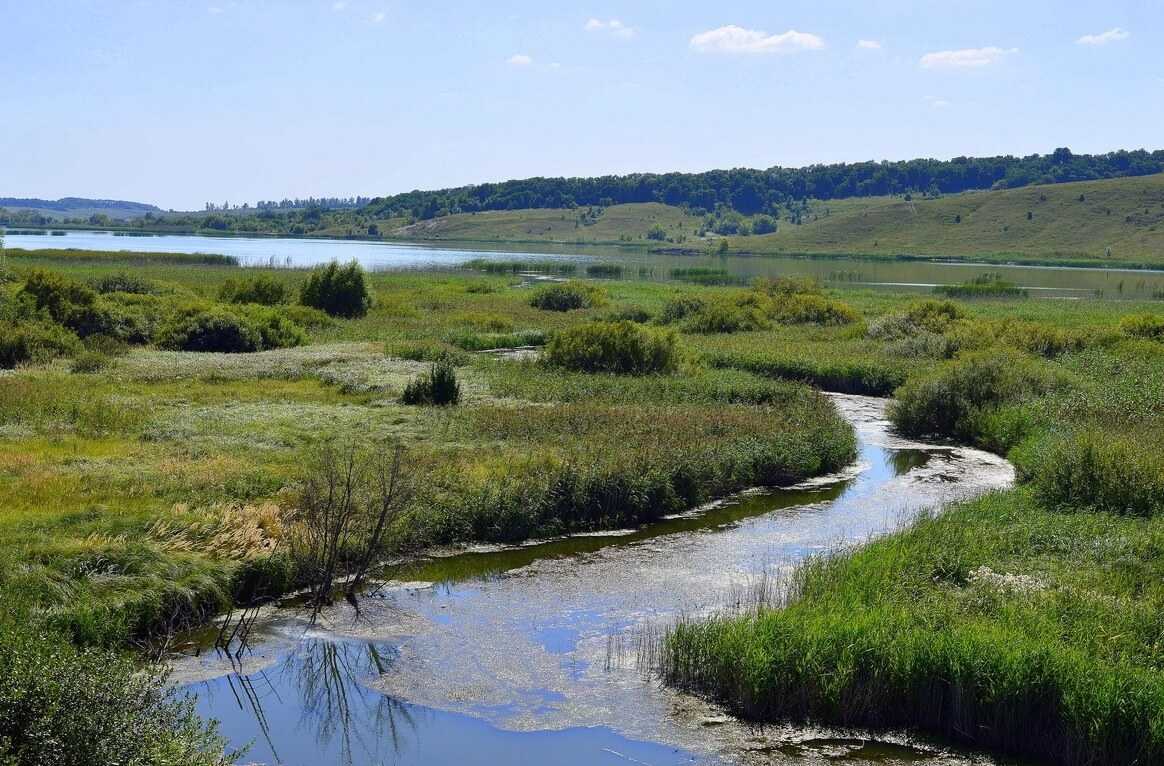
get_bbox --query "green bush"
[156,307,261,353]
[400,358,461,405]
[658,294,706,325]
[0,321,81,369]
[543,321,678,375]
[681,299,768,334]
[299,260,370,318]
[769,293,858,325]
[87,272,157,295]
[386,340,470,365]
[1120,314,1164,341]
[529,282,605,312]
[0,624,228,766]
[447,328,546,351]
[218,274,289,306]
[19,270,96,325]
[156,305,305,353]
[889,350,1053,446]
[1023,430,1164,516]
[70,350,110,374]
[281,304,333,330]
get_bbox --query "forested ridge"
[366,147,1164,219]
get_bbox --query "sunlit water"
[170,396,1016,765]
[7,228,1164,298]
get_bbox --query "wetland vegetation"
[2,239,1164,764]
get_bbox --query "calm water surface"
[7,229,1164,298]
[171,396,1016,766]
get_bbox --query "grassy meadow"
[4,245,1164,763]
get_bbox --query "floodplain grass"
[6,249,1164,764]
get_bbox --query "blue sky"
[3,1,1161,210]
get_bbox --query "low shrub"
[1022,430,1164,516]
[400,359,461,405]
[658,294,706,325]
[70,350,110,374]
[299,260,370,318]
[0,321,81,368]
[529,281,605,311]
[889,350,1053,446]
[20,270,96,324]
[0,623,228,766]
[87,272,157,295]
[1120,313,1164,341]
[769,293,859,325]
[239,306,307,350]
[543,321,678,375]
[681,299,768,334]
[156,308,262,353]
[218,274,289,306]
[281,304,333,330]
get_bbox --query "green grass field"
[4,247,1164,764]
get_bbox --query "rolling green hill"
[391,173,1164,266]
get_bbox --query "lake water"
[171,396,1016,766]
[6,229,1164,299]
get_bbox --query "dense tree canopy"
[364,148,1164,219]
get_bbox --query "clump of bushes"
[1021,430,1164,516]
[87,272,157,295]
[299,260,370,318]
[0,623,228,766]
[401,358,461,405]
[386,340,470,365]
[155,305,305,353]
[889,350,1053,447]
[543,321,678,375]
[768,293,858,325]
[218,274,288,306]
[658,294,707,325]
[680,298,768,334]
[0,320,80,369]
[1120,313,1164,341]
[69,350,110,374]
[529,281,606,312]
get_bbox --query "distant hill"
[392,173,1164,267]
[364,148,1164,220]
[0,197,161,221]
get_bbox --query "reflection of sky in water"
[181,395,1014,766]
[194,639,697,766]
[8,229,1164,297]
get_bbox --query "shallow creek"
[170,395,1015,765]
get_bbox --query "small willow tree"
[287,441,415,619]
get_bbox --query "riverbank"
[662,295,1164,764]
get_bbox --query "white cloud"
[507,53,533,66]
[1076,28,1130,46]
[920,46,1017,70]
[857,39,882,50]
[332,1,347,10]
[585,18,636,39]
[927,97,951,108]
[690,25,825,55]
[371,10,385,23]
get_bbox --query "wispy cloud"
[926,96,951,108]
[507,53,533,66]
[1076,28,1129,46]
[856,39,882,50]
[332,1,347,10]
[920,46,1017,70]
[371,11,385,23]
[208,6,223,14]
[584,18,636,39]
[690,25,824,55]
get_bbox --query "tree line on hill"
[367,147,1164,219]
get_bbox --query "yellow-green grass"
[390,201,701,246]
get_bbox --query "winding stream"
[171,395,1014,765]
